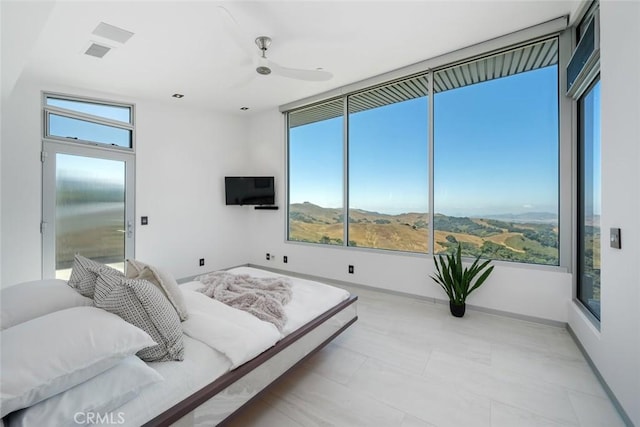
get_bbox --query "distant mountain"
[476,212,558,224]
[291,203,558,224]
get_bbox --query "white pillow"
[1,279,93,330]
[0,306,156,417]
[126,259,189,321]
[7,356,163,427]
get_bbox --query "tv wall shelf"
[255,206,279,210]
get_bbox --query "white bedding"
[4,267,352,427]
[180,290,281,368]
[182,267,351,337]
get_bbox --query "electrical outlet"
[348,265,354,274]
[199,258,205,267]
[283,255,288,263]
[266,253,270,261]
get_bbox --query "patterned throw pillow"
[125,259,189,321]
[94,273,184,362]
[68,254,123,298]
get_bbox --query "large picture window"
[348,76,429,252]
[287,37,560,266]
[288,99,344,245]
[433,40,559,265]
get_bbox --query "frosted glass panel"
[55,154,126,278]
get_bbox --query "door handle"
[127,220,134,238]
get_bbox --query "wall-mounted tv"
[225,176,275,206]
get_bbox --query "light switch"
[610,227,621,249]
[141,216,148,225]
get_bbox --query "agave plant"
[431,244,494,307]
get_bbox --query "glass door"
[42,142,135,279]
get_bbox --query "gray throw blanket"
[195,271,292,331]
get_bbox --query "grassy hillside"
[289,202,561,265]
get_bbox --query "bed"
[0,264,358,427]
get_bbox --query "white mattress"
[117,336,230,427]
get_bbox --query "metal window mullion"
[343,96,349,247]
[42,135,135,154]
[558,32,573,271]
[285,112,292,242]
[44,105,134,130]
[428,71,435,255]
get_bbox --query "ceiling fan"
[218,6,333,82]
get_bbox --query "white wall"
[0,4,58,288]
[0,73,250,286]
[244,109,573,323]
[133,99,250,279]
[1,74,45,287]
[568,2,640,425]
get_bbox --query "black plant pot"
[449,301,466,318]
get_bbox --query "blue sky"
[289,65,561,217]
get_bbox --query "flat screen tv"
[225,176,275,206]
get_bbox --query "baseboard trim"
[566,325,634,427]
[246,263,566,328]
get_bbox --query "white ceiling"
[2,0,582,115]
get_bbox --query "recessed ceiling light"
[240,107,249,111]
[172,93,184,98]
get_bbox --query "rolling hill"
[289,202,563,265]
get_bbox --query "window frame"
[43,92,135,152]
[345,75,430,254]
[571,2,602,325]
[41,91,137,279]
[576,76,601,322]
[284,21,571,271]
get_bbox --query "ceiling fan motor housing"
[256,66,272,75]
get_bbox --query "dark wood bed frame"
[143,295,358,427]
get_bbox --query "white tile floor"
[224,285,626,427]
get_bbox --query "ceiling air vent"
[84,43,111,58]
[92,22,134,44]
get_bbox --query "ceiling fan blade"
[231,68,256,89]
[217,6,254,61]
[268,60,333,82]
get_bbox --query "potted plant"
[431,244,494,317]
